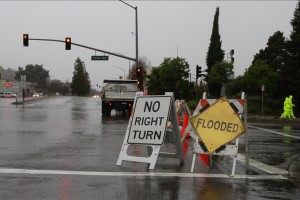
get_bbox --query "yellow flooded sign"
[190,97,246,154]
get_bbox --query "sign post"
[117,92,184,170]
[261,85,265,116]
[21,75,26,103]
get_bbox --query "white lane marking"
[0,168,287,180]
[236,154,288,175]
[248,125,300,139]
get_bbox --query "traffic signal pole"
[119,0,138,64]
[28,37,136,62]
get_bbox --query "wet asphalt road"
[0,96,299,200]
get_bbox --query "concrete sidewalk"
[11,95,52,105]
[248,115,300,127]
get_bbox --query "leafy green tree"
[146,57,193,100]
[15,64,49,93]
[160,57,190,99]
[284,0,300,114]
[128,56,151,79]
[227,75,246,96]
[70,57,91,96]
[49,79,71,95]
[206,7,225,73]
[207,61,234,97]
[0,66,16,81]
[253,31,287,72]
[243,60,279,95]
[146,67,163,95]
[252,31,287,98]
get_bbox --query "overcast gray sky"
[0,1,297,89]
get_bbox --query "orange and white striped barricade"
[189,92,247,176]
[175,100,192,140]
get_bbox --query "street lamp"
[119,0,138,64]
[113,66,126,80]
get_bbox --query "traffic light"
[135,67,143,90]
[137,79,143,89]
[23,34,29,46]
[65,37,71,50]
[196,65,202,79]
[230,49,234,64]
[136,66,143,79]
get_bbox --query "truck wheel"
[102,102,108,116]
[105,109,111,116]
[102,108,106,116]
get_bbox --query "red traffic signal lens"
[23,34,29,46]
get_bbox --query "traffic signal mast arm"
[28,37,136,62]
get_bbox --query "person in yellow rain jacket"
[280,95,295,119]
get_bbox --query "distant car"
[33,93,40,97]
[92,95,100,98]
[0,92,14,98]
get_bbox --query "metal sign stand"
[116,92,184,170]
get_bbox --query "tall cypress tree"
[71,57,91,96]
[206,7,224,73]
[206,7,225,97]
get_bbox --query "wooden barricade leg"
[190,92,207,173]
[231,92,245,176]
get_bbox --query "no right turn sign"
[127,96,172,145]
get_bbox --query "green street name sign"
[91,55,109,61]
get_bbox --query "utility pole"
[119,0,138,64]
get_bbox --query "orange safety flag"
[182,139,189,159]
[180,112,190,137]
[199,154,210,166]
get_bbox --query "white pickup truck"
[101,79,138,116]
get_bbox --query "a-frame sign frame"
[116,92,184,170]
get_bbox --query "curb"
[11,96,52,105]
